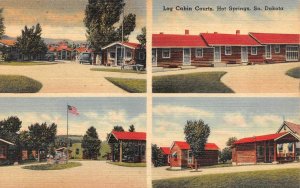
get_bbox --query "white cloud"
[153,104,214,117]
[223,113,248,128]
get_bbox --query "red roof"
[234,132,288,144]
[76,47,93,53]
[122,42,141,49]
[201,33,260,46]
[283,121,300,135]
[0,39,16,46]
[160,147,171,155]
[111,131,146,141]
[249,33,300,44]
[152,33,207,48]
[173,141,219,151]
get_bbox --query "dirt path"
[0,161,146,188]
[152,162,300,180]
[153,62,300,93]
[0,62,146,93]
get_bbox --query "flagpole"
[66,104,69,163]
[122,0,125,65]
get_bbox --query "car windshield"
[81,53,91,58]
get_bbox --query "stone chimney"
[214,32,218,34]
[159,32,164,34]
[185,30,189,35]
[236,30,240,35]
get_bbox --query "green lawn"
[108,162,146,167]
[105,77,146,93]
[0,61,57,66]
[0,75,42,93]
[153,72,233,93]
[91,68,146,74]
[153,168,300,188]
[286,67,300,78]
[22,162,81,170]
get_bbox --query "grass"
[153,72,234,93]
[91,68,146,74]
[108,161,146,167]
[0,75,42,93]
[105,77,146,93]
[22,162,81,170]
[286,67,300,78]
[0,61,56,66]
[153,168,300,188]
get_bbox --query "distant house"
[0,39,19,61]
[48,42,74,60]
[160,147,171,166]
[101,42,146,66]
[107,131,146,163]
[170,141,219,169]
[249,33,300,62]
[152,30,212,67]
[232,132,299,165]
[0,138,14,161]
[201,30,263,65]
[277,121,300,157]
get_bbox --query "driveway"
[153,62,300,93]
[0,62,146,93]
[152,162,300,180]
[0,161,146,188]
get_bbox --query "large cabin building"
[232,132,299,165]
[0,39,19,61]
[170,141,219,169]
[249,33,300,63]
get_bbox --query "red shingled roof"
[152,33,207,48]
[234,132,288,144]
[284,121,300,135]
[173,141,219,151]
[111,131,146,141]
[160,147,171,155]
[0,39,16,46]
[249,33,300,44]
[76,47,93,53]
[201,33,260,46]
[122,42,141,49]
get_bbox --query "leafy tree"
[0,8,4,39]
[113,125,124,132]
[15,23,48,60]
[0,116,22,143]
[136,27,146,49]
[27,122,57,162]
[219,147,232,163]
[226,137,237,147]
[184,119,210,171]
[152,144,164,167]
[82,126,101,160]
[84,0,136,52]
[128,124,135,132]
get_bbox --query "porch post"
[119,141,123,162]
[273,142,278,164]
[112,143,115,162]
[264,141,267,163]
[254,142,257,164]
[293,142,296,161]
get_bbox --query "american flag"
[68,105,79,115]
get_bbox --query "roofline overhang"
[0,138,15,145]
[152,46,211,48]
[102,42,136,50]
[274,131,300,142]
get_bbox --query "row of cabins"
[158,121,300,169]
[152,30,300,67]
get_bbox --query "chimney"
[185,30,189,35]
[236,30,240,35]
[214,32,218,34]
[159,32,164,34]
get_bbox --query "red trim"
[111,131,146,141]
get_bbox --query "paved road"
[152,162,300,180]
[0,161,146,188]
[153,62,300,93]
[0,62,146,93]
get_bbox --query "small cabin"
[160,147,171,166]
[0,138,14,161]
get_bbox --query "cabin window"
[162,49,171,58]
[110,51,116,59]
[0,146,5,155]
[288,143,293,152]
[188,150,193,164]
[225,46,232,55]
[274,45,280,53]
[195,48,203,58]
[257,145,264,157]
[76,148,80,155]
[172,151,177,158]
[278,144,283,152]
[251,47,258,55]
[139,52,145,60]
[126,51,132,59]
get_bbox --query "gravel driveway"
[0,161,146,188]
[0,62,146,93]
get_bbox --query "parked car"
[79,52,92,65]
[44,52,55,62]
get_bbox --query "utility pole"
[66,104,69,163]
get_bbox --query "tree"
[0,8,4,39]
[15,23,48,60]
[128,125,135,132]
[113,125,124,132]
[82,126,101,160]
[136,27,146,49]
[0,116,22,143]
[219,147,232,163]
[151,144,164,167]
[226,137,237,147]
[27,122,57,162]
[184,119,210,171]
[84,0,136,52]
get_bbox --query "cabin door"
[265,45,272,59]
[214,47,221,62]
[241,47,248,62]
[152,49,157,66]
[183,48,191,65]
[116,47,124,66]
[286,45,299,61]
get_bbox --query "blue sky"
[0,97,146,140]
[153,97,300,149]
[153,0,299,35]
[0,0,146,41]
